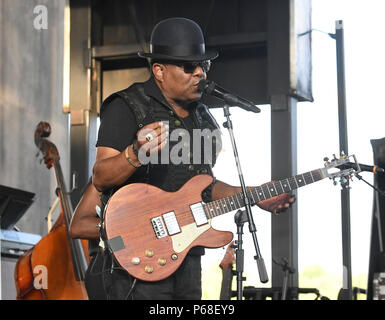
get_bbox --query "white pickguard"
[171,220,211,253]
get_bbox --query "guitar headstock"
[323,153,360,187]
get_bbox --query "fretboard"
[204,168,325,219]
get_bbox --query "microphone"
[198,79,261,113]
[340,162,385,174]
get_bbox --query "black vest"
[101,80,221,202]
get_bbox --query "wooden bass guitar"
[103,154,359,282]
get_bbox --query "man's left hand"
[257,193,296,215]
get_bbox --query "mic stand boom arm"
[221,105,269,300]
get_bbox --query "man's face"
[154,61,210,105]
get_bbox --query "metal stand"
[222,104,268,300]
[355,173,385,199]
[234,209,247,300]
[273,258,296,300]
[335,20,352,300]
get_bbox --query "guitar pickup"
[162,211,181,236]
[151,216,167,239]
[190,202,208,226]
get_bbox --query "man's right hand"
[93,121,169,192]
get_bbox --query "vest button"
[198,168,208,174]
[169,111,174,116]
[174,120,182,127]
[188,164,194,171]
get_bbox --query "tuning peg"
[340,177,347,184]
[324,157,331,166]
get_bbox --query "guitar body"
[103,155,358,282]
[104,174,233,282]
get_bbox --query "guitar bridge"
[151,216,167,239]
[151,211,181,239]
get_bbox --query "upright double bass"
[14,121,89,299]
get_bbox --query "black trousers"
[86,251,202,300]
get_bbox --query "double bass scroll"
[14,121,89,300]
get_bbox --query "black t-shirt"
[96,96,137,151]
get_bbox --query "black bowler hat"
[138,17,218,62]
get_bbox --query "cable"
[298,28,335,39]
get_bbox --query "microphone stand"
[221,104,268,300]
[234,209,247,300]
[273,258,296,300]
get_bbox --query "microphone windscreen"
[197,79,209,93]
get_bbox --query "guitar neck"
[53,160,72,227]
[53,159,88,281]
[204,168,326,219]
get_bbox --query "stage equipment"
[273,258,296,300]
[201,85,265,298]
[221,102,268,299]
[240,286,329,300]
[331,20,353,300]
[198,79,261,113]
[0,185,35,230]
[0,185,40,258]
[367,137,385,299]
[219,241,235,300]
[338,162,384,174]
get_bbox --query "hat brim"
[137,50,218,61]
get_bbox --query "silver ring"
[145,133,154,142]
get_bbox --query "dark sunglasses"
[161,60,211,73]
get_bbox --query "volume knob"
[158,258,167,266]
[145,249,154,257]
[145,265,153,273]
